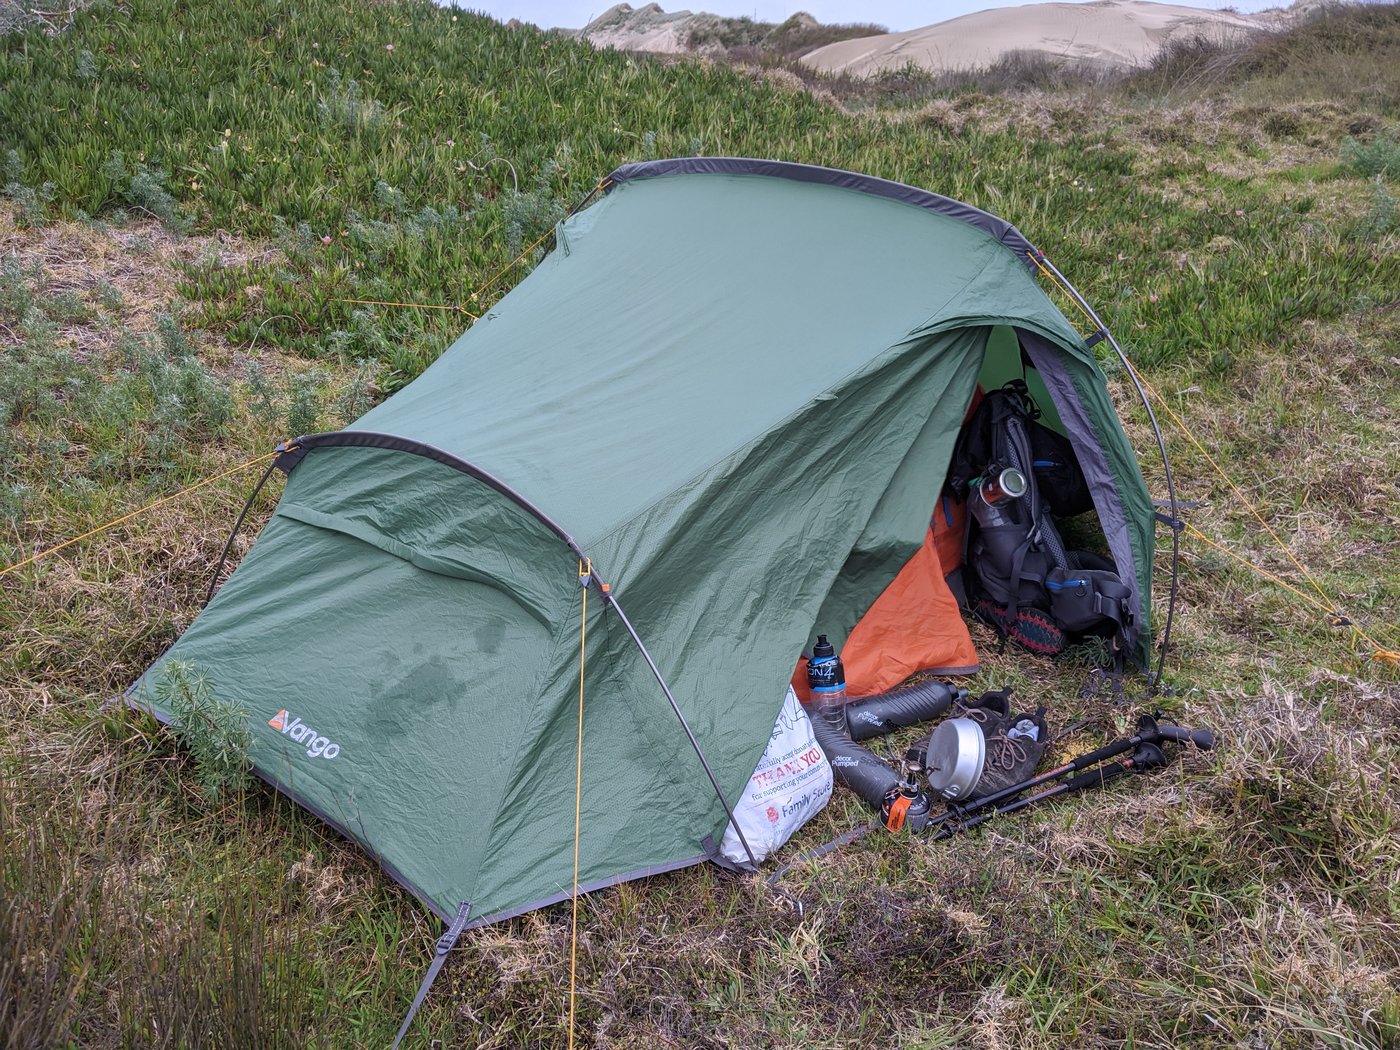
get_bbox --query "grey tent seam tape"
[392,900,472,1049]
[604,158,1041,267]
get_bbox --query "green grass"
[3,0,1396,378]
[1,2,1398,1048]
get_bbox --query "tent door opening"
[939,325,1136,657]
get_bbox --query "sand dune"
[799,1,1272,77]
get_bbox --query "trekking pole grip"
[1156,724,1216,750]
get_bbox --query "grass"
[1,1,1399,1047]
[1131,3,1400,112]
[1,0,1393,375]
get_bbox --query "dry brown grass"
[0,204,273,357]
[3,19,1400,1040]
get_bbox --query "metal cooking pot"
[924,717,985,801]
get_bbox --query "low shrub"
[153,658,252,800]
[1341,129,1400,178]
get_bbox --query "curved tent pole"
[584,577,762,867]
[272,431,762,869]
[1030,252,1181,691]
[203,456,282,607]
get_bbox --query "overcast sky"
[453,0,1291,33]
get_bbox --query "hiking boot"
[973,597,1014,636]
[966,707,1050,802]
[950,687,1013,728]
[905,688,1012,772]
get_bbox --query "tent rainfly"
[131,155,1158,990]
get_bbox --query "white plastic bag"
[720,686,833,865]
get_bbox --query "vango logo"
[268,709,342,759]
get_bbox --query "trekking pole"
[926,741,1168,843]
[920,714,1213,837]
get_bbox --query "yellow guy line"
[1033,249,1333,610]
[1121,356,1336,612]
[0,450,282,581]
[568,558,589,1050]
[1182,521,1335,614]
[466,179,607,310]
[1029,251,1099,332]
[1184,523,1399,663]
[1125,360,1400,657]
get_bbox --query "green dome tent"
[132,158,1158,939]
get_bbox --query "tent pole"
[203,456,281,607]
[1033,251,1181,692]
[591,580,762,870]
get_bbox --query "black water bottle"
[806,634,849,736]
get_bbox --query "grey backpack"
[947,381,1132,654]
